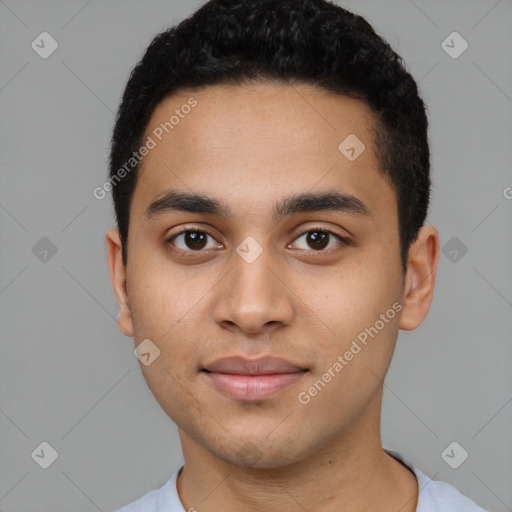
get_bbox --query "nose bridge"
[214,240,293,333]
[231,242,279,308]
[233,244,276,299]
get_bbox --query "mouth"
[201,356,309,401]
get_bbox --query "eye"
[167,229,220,252]
[166,226,347,257]
[290,228,346,252]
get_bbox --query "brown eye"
[306,230,329,250]
[291,228,345,252]
[169,230,218,252]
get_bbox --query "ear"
[399,225,440,331]
[106,228,134,337]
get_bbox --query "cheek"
[301,264,401,403]
[295,310,399,429]
[312,263,400,339]
[139,359,207,436]
[127,255,207,338]
[126,257,222,379]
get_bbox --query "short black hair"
[109,0,430,272]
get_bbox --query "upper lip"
[202,356,307,375]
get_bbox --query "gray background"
[1,0,511,510]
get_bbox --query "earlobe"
[106,228,134,337]
[399,225,440,331]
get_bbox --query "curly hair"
[109,0,430,272]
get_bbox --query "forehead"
[132,81,395,222]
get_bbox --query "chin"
[210,437,306,470]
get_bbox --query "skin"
[106,82,439,512]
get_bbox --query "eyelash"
[165,227,348,258]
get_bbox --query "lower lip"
[203,371,306,401]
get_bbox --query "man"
[106,0,487,510]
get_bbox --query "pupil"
[308,231,328,250]
[186,231,207,250]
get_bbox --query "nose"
[213,247,295,336]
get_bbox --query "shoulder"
[113,467,185,512]
[114,488,160,512]
[414,468,488,512]
[384,449,488,512]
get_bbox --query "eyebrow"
[145,189,371,222]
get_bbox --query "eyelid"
[291,223,350,241]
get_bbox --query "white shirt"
[114,449,488,511]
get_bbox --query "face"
[107,81,438,469]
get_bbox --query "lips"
[203,356,306,375]
[202,356,308,401]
